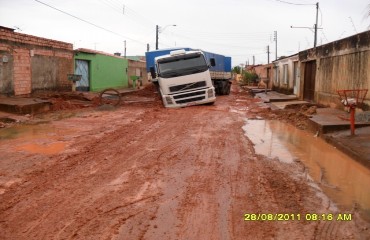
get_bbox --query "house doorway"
[293,61,299,95]
[75,60,90,91]
[303,60,316,101]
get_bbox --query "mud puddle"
[0,123,75,155]
[243,119,370,221]
[0,123,55,140]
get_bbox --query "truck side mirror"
[149,67,156,79]
[210,58,216,67]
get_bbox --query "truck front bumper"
[161,87,216,108]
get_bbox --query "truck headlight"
[165,96,173,104]
[207,89,214,98]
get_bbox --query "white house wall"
[272,54,299,95]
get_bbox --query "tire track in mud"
[1,84,368,239]
[0,108,171,239]
[173,112,240,240]
[0,105,204,239]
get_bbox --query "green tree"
[232,66,241,74]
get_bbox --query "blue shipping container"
[202,51,225,72]
[145,47,231,73]
[224,57,232,72]
[145,48,191,72]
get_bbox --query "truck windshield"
[157,53,208,78]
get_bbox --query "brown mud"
[0,83,369,239]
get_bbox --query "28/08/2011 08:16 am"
[243,213,352,221]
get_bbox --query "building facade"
[251,30,369,110]
[127,57,149,87]
[0,26,74,96]
[271,54,300,95]
[299,30,370,109]
[251,64,274,90]
[74,48,128,92]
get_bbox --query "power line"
[96,0,156,30]
[274,0,315,6]
[34,0,147,45]
[319,7,323,27]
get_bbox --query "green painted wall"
[74,52,128,92]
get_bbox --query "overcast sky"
[1,0,369,66]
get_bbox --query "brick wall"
[0,27,72,51]
[13,49,32,95]
[0,26,73,95]
[128,60,149,86]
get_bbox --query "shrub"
[240,72,259,85]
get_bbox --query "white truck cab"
[150,49,216,108]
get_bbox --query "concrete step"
[308,108,370,134]
[255,91,298,103]
[0,97,51,114]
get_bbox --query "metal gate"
[75,60,89,91]
[293,61,299,95]
[303,61,316,101]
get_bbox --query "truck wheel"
[214,82,221,95]
[226,82,231,95]
[221,81,229,95]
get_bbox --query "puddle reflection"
[243,120,370,220]
[0,124,55,141]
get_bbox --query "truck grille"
[169,81,206,93]
[175,96,205,104]
[173,91,206,99]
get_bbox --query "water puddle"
[0,123,74,155]
[242,120,295,163]
[0,123,55,141]
[16,142,66,155]
[243,119,370,220]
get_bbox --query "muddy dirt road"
[0,85,369,239]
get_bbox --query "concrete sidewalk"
[245,86,370,167]
[255,91,298,103]
[324,126,370,167]
[308,107,370,167]
[308,108,370,134]
[0,97,51,114]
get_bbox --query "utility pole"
[147,43,150,52]
[124,40,126,58]
[156,25,159,50]
[155,24,176,50]
[253,56,255,65]
[267,45,270,64]
[274,31,277,60]
[291,2,320,48]
[314,2,319,47]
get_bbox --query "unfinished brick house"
[0,26,74,96]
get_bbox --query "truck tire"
[225,81,231,95]
[219,81,230,95]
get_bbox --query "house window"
[283,64,288,85]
